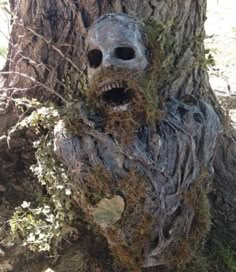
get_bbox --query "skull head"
[86,13,148,110]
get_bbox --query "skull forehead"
[86,13,148,83]
[87,13,144,48]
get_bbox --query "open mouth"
[99,81,134,110]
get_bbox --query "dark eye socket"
[114,47,135,60]
[87,49,103,68]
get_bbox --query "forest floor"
[0,1,235,121]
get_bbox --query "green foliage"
[143,19,176,56]
[143,18,177,77]
[11,203,64,252]
[186,229,236,272]
[138,19,177,122]
[217,242,236,271]
[144,18,216,77]
[17,102,60,129]
[185,255,209,272]
[9,102,77,253]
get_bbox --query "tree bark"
[0,0,235,271]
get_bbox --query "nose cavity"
[114,47,135,61]
[87,49,103,68]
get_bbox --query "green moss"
[217,242,236,271]
[185,227,236,272]
[207,232,236,272]
[184,255,209,272]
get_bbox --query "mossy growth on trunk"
[3,17,220,272]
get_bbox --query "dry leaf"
[92,195,125,228]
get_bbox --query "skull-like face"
[86,13,148,110]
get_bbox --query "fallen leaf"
[92,195,125,228]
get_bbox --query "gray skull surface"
[86,13,148,110]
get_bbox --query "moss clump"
[79,164,114,205]
[216,242,236,271]
[185,233,236,272]
[84,67,159,141]
[177,182,211,271]
[184,255,209,272]
[78,19,179,138]
[70,162,153,271]
[203,230,236,272]
[115,172,153,266]
[94,171,152,271]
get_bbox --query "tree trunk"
[0,1,235,271]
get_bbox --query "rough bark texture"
[0,0,235,272]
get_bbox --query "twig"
[0,71,68,104]
[1,85,39,93]
[0,29,67,89]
